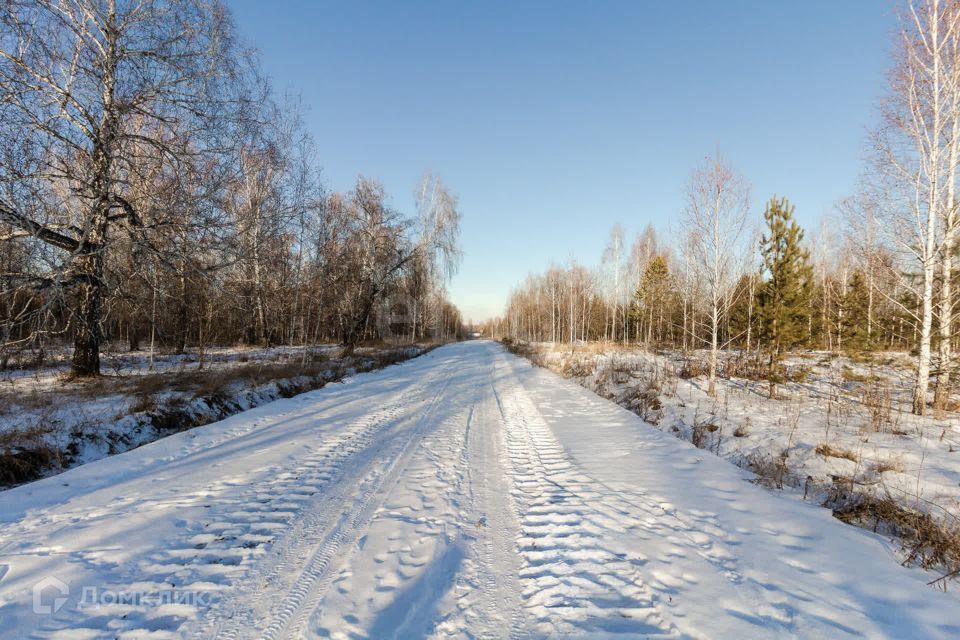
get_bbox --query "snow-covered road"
[0,341,958,639]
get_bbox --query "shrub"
[691,419,720,449]
[874,457,905,474]
[0,422,63,485]
[828,492,960,580]
[862,382,896,433]
[678,358,709,380]
[719,355,768,381]
[744,450,791,490]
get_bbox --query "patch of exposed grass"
[840,365,881,385]
[500,338,545,367]
[874,457,905,474]
[0,422,63,485]
[829,491,960,582]
[815,443,859,462]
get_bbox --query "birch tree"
[601,224,627,342]
[682,152,750,396]
[877,0,960,414]
[0,0,245,375]
[934,3,960,412]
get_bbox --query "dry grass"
[0,344,430,488]
[841,366,881,384]
[942,398,960,413]
[784,364,813,383]
[829,491,960,582]
[501,338,545,366]
[718,355,769,381]
[874,457,906,474]
[566,341,630,355]
[128,392,159,414]
[625,381,663,424]
[691,418,721,450]
[744,450,792,491]
[0,421,64,485]
[678,358,709,380]
[0,347,347,416]
[861,382,897,433]
[815,442,859,463]
[559,356,594,378]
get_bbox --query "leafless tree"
[875,0,960,414]
[682,152,750,396]
[0,0,248,375]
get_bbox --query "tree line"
[0,0,463,377]
[496,0,960,416]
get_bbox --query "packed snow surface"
[0,341,957,639]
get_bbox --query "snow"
[0,341,957,638]
[0,344,420,485]
[0,344,342,387]
[532,346,960,543]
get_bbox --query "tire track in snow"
[204,358,460,640]
[25,357,452,639]
[493,352,680,638]
[159,357,455,639]
[300,345,524,639]
[442,350,525,639]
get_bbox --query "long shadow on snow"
[364,539,466,640]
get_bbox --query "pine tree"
[631,254,672,344]
[840,270,871,352]
[757,197,813,396]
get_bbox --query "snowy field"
[0,344,422,486]
[0,341,957,638]
[510,343,960,581]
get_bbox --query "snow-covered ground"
[1,344,344,387]
[0,341,957,638]
[0,344,422,486]
[525,345,960,573]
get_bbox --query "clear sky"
[228,1,896,324]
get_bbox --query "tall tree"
[631,254,672,345]
[840,270,872,351]
[757,197,813,397]
[682,152,750,396]
[0,0,246,375]
[601,225,627,342]
[728,271,761,350]
[876,0,960,413]
[934,0,960,411]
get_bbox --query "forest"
[0,0,463,379]
[2,2,960,637]
[494,0,960,417]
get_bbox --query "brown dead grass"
[874,457,906,474]
[815,443,859,463]
[501,338,545,367]
[831,493,960,581]
[0,344,430,488]
[0,422,64,485]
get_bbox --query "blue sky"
[228,1,896,323]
